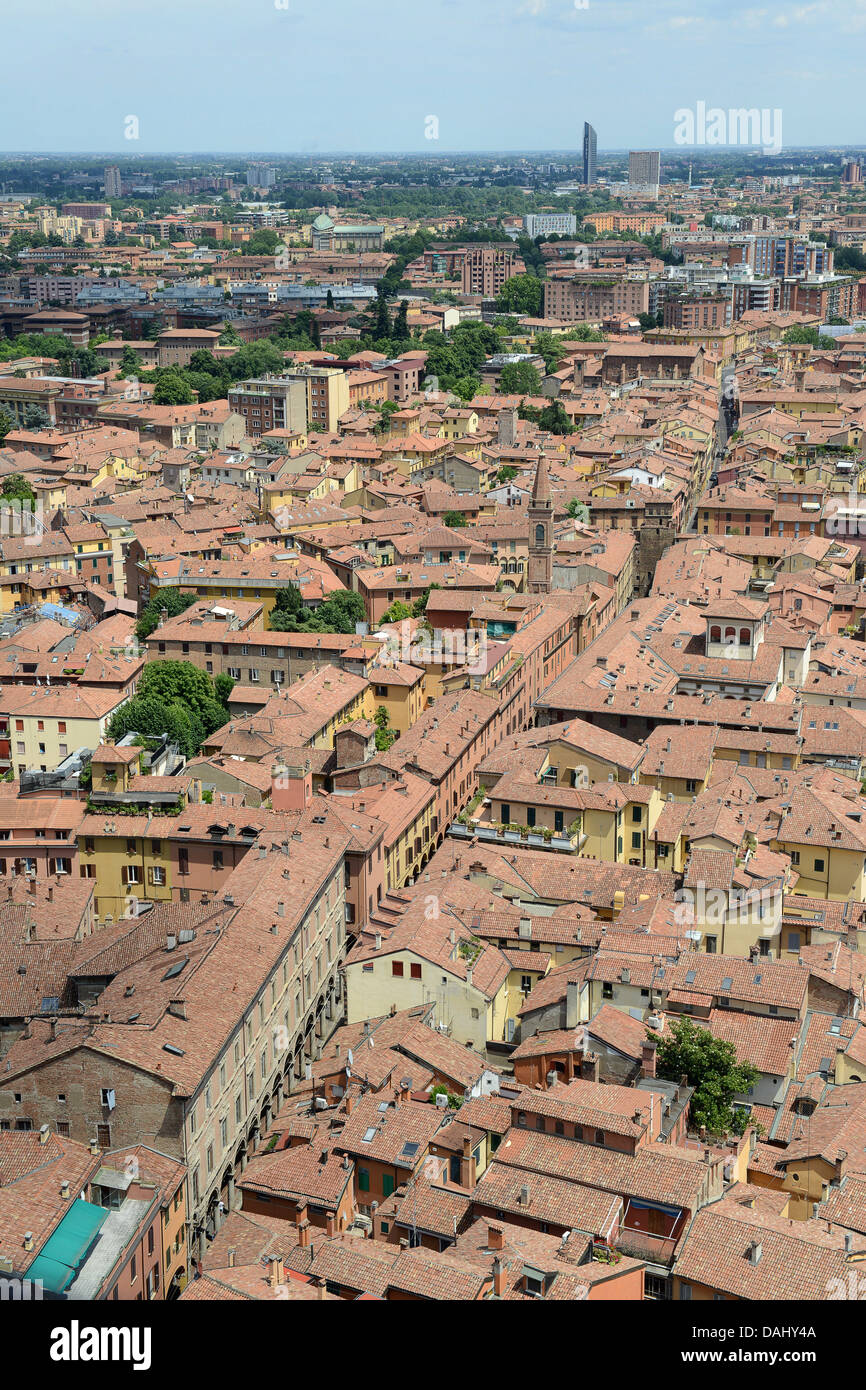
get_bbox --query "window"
[358,1167,370,1192]
[130,1255,137,1283]
[392,961,404,977]
[410,963,422,979]
[814,858,825,874]
[97,1124,111,1149]
[631,832,641,850]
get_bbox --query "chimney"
[60,1180,70,1199]
[326,1214,336,1238]
[845,1232,854,1254]
[492,1255,508,1296]
[23,1232,34,1253]
[747,1240,762,1265]
[297,1218,311,1249]
[38,1124,49,1144]
[518,1183,530,1207]
[227,1248,236,1267]
[89,1138,100,1156]
[565,979,580,1030]
[641,1037,657,1080]
[488,1224,504,1251]
[580,1051,600,1084]
[269,1256,283,1289]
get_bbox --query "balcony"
[613,1225,679,1267]
[447,821,584,854]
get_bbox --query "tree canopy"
[652,1017,759,1135]
[268,586,366,634]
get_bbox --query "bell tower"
[527,455,553,593]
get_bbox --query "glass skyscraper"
[583,122,597,185]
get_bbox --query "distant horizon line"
[0,145,864,160]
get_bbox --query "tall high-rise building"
[628,150,661,188]
[103,165,122,198]
[246,163,276,188]
[582,122,597,186]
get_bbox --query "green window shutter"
[382,1173,395,1198]
[358,1167,370,1192]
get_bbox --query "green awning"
[27,1252,77,1295]
[27,1198,108,1293]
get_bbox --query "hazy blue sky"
[2,0,865,153]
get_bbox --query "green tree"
[119,344,141,376]
[269,587,365,634]
[152,372,195,405]
[499,362,541,395]
[495,273,544,317]
[380,599,413,624]
[566,498,590,522]
[561,322,604,342]
[782,325,837,350]
[497,465,518,483]
[272,583,303,614]
[0,410,12,445]
[442,510,467,528]
[136,661,227,735]
[412,582,438,617]
[652,1017,759,1135]
[1,473,37,511]
[373,704,397,751]
[392,299,410,341]
[538,401,573,435]
[213,672,236,707]
[326,289,335,309]
[452,375,480,402]
[23,404,50,430]
[107,694,205,761]
[533,331,563,373]
[374,287,391,341]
